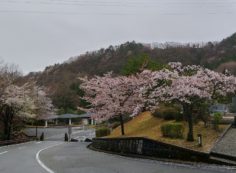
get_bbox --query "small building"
[39,113,94,127]
[58,113,93,126]
[210,104,229,114]
[38,115,59,127]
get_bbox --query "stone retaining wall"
[91,137,211,163]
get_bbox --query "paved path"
[0,128,94,173]
[0,141,60,173]
[40,142,235,173]
[212,127,236,157]
[0,128,235,173]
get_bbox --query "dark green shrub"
[0,132,3,140]
[174,113,183,122]
[153,104,182,121]
[40,132,44,141]
[161,123,184,139]
[96,127,111,137]
[230,97,236,113]
[213,112,223,130]
[65,133,69,141]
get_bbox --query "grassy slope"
[109,112,228,152]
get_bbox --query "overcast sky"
[0,0,236,74]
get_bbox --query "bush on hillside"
[153,104,182,121]
[161,123,184,139]
[96,127,111,137]
[213,112,223,130]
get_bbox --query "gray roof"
[38,113,91,120]
[79,113,92,118]
[38,115,59,120]
[58,113,91,119]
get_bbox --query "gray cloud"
[0,0,236,74]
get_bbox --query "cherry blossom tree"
[80,62,236,140]
[0,62,55,140]
[0,84,33,140]
[80,72,146,135]
[28,85,56,119]
[141,62,236,141]
[0,83,55,140]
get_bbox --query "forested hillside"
[21,33,236,113]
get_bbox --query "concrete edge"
[210,124,232,152]
[87,143,219,168]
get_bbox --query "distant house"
[210,104,229,114]
[39,113,94,127]
[231,97,236,113]
[58,113,93,126]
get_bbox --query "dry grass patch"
[109,112,229,152]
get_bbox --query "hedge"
[153,104,182,121]
[161,123,184,139]
[96,127,111,137]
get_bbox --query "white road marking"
[0,151,8,155]
[36,143,63,173]
[18,146,26,150]
[36,142,41,144]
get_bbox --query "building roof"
[38,115,59,120]
[210,104,229,113]
[38,113,91,120]
[58,113,91,119]
[77,113,92,118]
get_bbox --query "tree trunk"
[3,118,12,140]
[3,119,9,140]
[183,104,194,141]
[7,123,12,140]
[119,114,125,135]
[2,106,14,140]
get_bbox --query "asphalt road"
[24,126,94,141]
[0,140,60,173]
[39,142,235,173]
[0,128,235,173]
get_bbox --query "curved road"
[0,128,235,173]
[0,141,60,173]
[40,142,234,173]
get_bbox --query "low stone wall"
[91,137,211,163]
